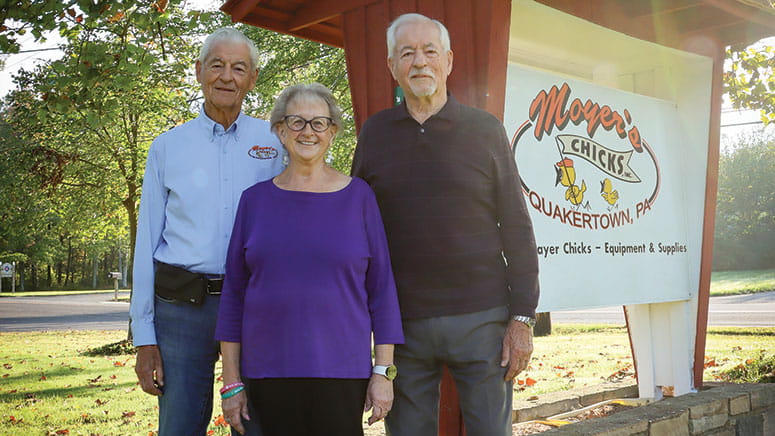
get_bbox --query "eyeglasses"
[283,115,334,132]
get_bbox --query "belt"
[204,275,223,295]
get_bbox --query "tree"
[713,131,775,270]
[2,1,216,275]
[724,42,775,125]
[0,2,355,289]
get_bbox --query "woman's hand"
[222,390,250,435]
[364,374,393,425]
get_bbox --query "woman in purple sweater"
[215,83,404,436]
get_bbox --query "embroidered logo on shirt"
[248,145,278,160]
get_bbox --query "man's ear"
[446,50,454,75]
[248,67,259,91]
[195,60,203,84]
[387,57,398,81]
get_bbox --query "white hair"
[386,13,451,59]
[199,27,259,69]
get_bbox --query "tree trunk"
[92,254,98,289]
[64,238,72,286]
[17,262,24,292]
[30,263,38,290]
[534,312,552,337]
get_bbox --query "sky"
[0,2,771,145]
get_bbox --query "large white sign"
[505,64,702,312]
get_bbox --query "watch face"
[386,365,397,380]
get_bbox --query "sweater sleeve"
[490,121,540,318]
[215,190,251,343]
[361,183,404,345]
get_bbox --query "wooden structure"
[220,0,774,434]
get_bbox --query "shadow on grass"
[0,375,139,403]
[707,327,775,336]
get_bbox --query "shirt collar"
[197,105,244,141]
[392,92,460,124]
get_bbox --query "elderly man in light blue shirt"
[130,27,284,436]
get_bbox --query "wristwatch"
[372,364,398,381]
[512,315,536,328]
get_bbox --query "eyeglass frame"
[282,115,335,132]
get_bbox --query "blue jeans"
[155,294,263,436]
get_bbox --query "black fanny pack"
[154,262,208,305]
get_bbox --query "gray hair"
[386,13,451,59]
[199,27,259,70]
[269,83,344,137]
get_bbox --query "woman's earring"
[325,150,333,164]
[283,153,289,166]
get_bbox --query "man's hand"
[500,320,534,381]
[222,390,250,435]
[364,374,393,425]
[135,345,164,396]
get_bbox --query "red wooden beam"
[222,0,264,23]
[288,0,378,31]
[702,0,775,29]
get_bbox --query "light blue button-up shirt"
[130,109,285,346]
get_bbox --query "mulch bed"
[512,402,635,435]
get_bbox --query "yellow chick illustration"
[555,158,586,206]
[600,178,619,206]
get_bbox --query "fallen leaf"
[214,414,228,427]
[123,411,136,418]
[525,378,537,386]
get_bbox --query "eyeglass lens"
[285,115,331,132]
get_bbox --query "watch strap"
[512,315,536,328]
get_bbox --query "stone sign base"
[513,382,774,436]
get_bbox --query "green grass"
[710,269,775,296]
[0,331,230,436]
[1,328,771,435]
[513,325,775,401]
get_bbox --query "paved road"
[0,291,773,331]
[0,292,131,332]
[551,291,775,326]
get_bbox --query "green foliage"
[724,43,775,125]
[712,132,775,270]
[236,26,354,173]
[0,3,354,291]
[717,351,775,383]
[0,1,220,288]
[0,252,27,263]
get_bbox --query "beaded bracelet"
[219,382,244,394]
[221,385,245,399]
